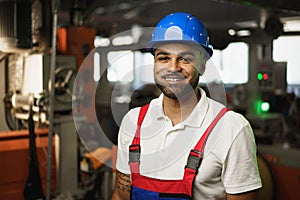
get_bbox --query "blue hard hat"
[147,12,213,57]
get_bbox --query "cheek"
[154,63,165,74]
[194,57,206,75]
[189,64,201,76]
[196,61,206,75]
[199,64,206,75]
[192,68,200,79]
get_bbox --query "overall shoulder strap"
[194,107,229,151]
[185,107,229,171]
[131,103,150,145]
[129,104,150,173]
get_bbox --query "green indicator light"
[257,73,263,80]
[261,102,270,112]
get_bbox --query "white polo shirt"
[116,88,262,199]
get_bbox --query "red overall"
[129,104,229,199]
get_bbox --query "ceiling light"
[235,20,258,29]
[94,36,110,47]
[236,30,251,37]
[112,36,134,46]
[228,29,236,36]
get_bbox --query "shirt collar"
[183,88,209,128]
[150,88,209,128]
[151,94,165,119]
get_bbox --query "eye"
[179,57,192,63]
[156,56,170,62]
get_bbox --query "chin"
[158,84,196,100]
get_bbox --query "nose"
[168,58,181,72]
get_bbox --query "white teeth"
[165,78,182,82]
[166,78,177,81]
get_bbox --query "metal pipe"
[46,0,59,199]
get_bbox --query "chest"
[137,123,204,179]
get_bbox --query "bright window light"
[282,17,300,32]
[135,51,154,83]
[273,35,300,85]
[93,52,100,81]
[22,54,43,95]
[209,42,249,84]
[112,36,134,46]
[107,51,134,82]
[94,36,110,47]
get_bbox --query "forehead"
[154,43,202,56]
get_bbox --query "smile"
[162,75,185,82]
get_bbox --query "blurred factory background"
[0,0,300,199]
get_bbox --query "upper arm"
[226,189,259,200]
[111,170,131,200]
[222,124,262,194]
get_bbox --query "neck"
[163,89,201,125]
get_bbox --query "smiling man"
[112,12,262,200]
[154,43,204,100]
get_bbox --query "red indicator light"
[263,73,269,80]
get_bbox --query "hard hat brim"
[147,40,213,58]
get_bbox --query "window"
[107,51,134,82]
[133,42,249,86]
[205,42,249,84]
[273,35,300,85]
[105,42,249,86]
[106,50,154,86]
[135,51,154,84]
[93,52,100,81]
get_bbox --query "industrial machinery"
[1,0,300,200]
[0,1,105,196]
[4,54,76,130]
[246,61,288,144]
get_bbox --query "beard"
[155,74,199,100]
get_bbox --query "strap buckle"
[185,149,203,170]
[129,144,141,164]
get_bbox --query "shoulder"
[206,98,255,154]
[119,106,140,138]
[119,98,160,135]
[207,97,251,131]
[224,110,251,130]
[219,108,254,146]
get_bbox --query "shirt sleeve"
[116,108,139,174]
[222,123,262,194]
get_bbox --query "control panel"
[257,61,287,92]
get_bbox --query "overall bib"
[129,104,229,200]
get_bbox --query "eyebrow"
[179,51,196,57]
[155,50,196,57]
[155,51,169,56]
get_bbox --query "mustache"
[161,72,186,79]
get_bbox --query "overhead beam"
[226,0,300,14]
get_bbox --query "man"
[112,12,262,200]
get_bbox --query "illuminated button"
[263,73,269,80]
[261,102,270,112]
[257,73,263,80]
